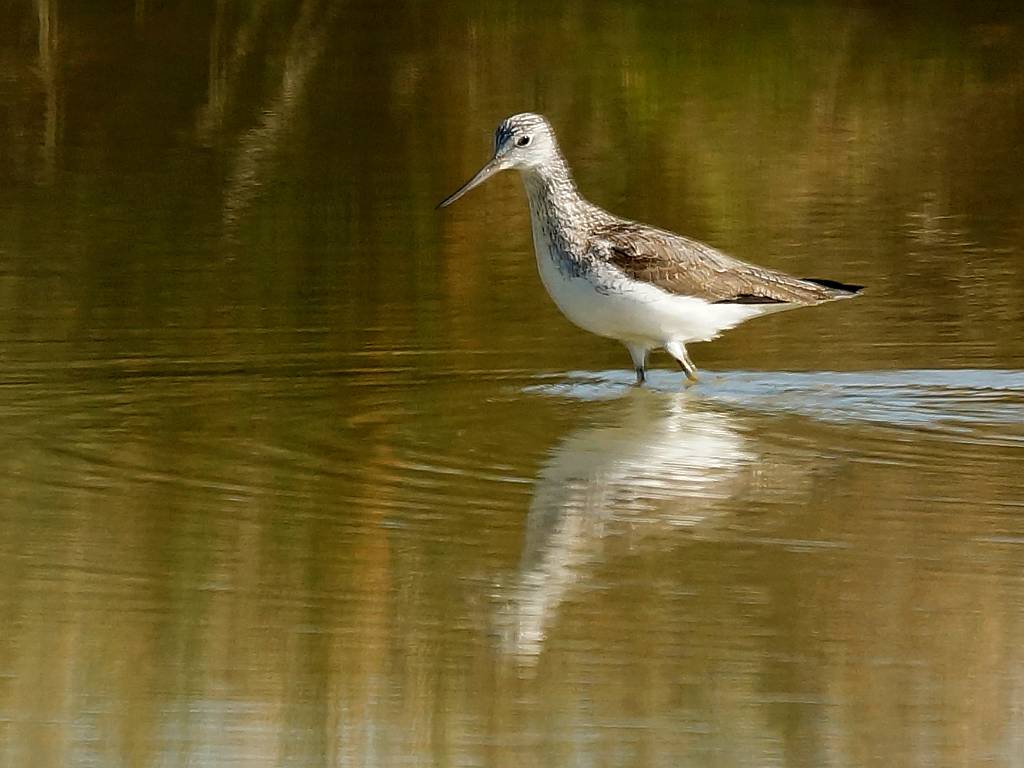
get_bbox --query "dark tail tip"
[803,277,865,295]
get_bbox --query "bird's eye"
[515,135,531,147]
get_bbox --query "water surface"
[1,2,1023,766]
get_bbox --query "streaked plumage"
[439,112,863,384]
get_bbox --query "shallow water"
[2,2,1024,767]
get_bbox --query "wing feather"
[589,222,859,305]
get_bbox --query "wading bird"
[439,113,862,384]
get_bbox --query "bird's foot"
[665,341,698,384]
[674,357,699,384]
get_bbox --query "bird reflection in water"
[497,389,758,660]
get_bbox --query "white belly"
[532,233,783,349]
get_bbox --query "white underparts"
[532,225,791,353]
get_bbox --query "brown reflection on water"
[0,1,1023,766]
[214,0,343,230]
[1,372,1022,765]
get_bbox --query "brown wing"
[589,222,860,305]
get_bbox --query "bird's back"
[585,218,862,306]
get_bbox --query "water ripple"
[526,369,1024,445]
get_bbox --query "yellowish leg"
[665,341,699,384]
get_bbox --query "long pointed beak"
[436,156,505,209]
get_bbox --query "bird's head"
[438,113,558,208]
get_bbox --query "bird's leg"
[625,343,648,387]
[665,341,699,384]
[679,357,699,384]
